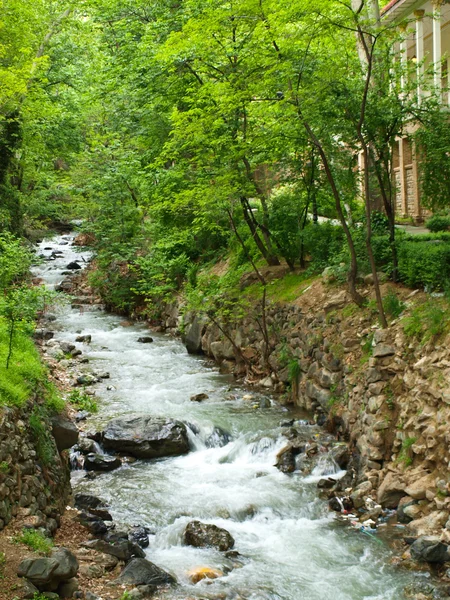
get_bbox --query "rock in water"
[84,453,122,472]
[74,493,107,511]
[129,526,150,548]
[188,566,223,584]
[101,417,189,459]
[190,393,209,402]
[116,558,176,586]
[66,261,82,270]
[184,521,235,551]
[137,336,153,343]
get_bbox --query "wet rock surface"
[116,558,176,586]
[101,416,190,459]
[184,520,235,551]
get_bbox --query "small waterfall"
[311,454,341,477]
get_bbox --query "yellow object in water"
[188,566,223,584]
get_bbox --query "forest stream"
[32,234,425,600]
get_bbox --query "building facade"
[382,0,450,221]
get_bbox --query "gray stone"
[137,336,153,343]
[82,538,145,561]
[305,380,331,410]
[372,345,395,358]
[51,548,79,581]
[116,558,176,586]
[84,453,122,472]
[410,536,450,563]
[58,577,79,598]
[102,416,189,459]
[75,335,91,343]
[185,316,206,354]
[52,417,79,452]
[66,262,82,270]
[184,520,235,551]
[17,558,60,589]
[377,472,405,508]
[19,578,39,599]
[330,444,350,469]
[74,493,107,511]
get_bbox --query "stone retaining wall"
[0,402,71,532]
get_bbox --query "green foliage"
[0,318,46,406]
[14,528,53,554]
[302,223,345,273]
[383,290,406,320]
[425,215,450,233]
[403,299,450,343]
[415,110,450,211]
[68,389,98,413]
[29,408,55,466]
[398,437,417,467]
[0,462,9,474]
[397,240,450,290]
[288,359,301,383]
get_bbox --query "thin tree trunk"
[240,196,279,266]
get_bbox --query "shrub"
[301,222,345,273]
[14,529,53,554]
[68,389,98,413]
[397,240,450,290]
[383,290,406,320]
[426,215,450,233]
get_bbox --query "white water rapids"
[32,234,423,600]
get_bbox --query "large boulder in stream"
[184,520,235,552]
[116,558,176,586]
[101,416,190,459]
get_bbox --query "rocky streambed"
[25,234,443,600]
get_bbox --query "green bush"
[14,528,53,554]
[68,389,98,413]
[302,222,345,272]
[426,215,450,233]
[397,240,450,290]
[383,290,406,320]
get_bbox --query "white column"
[399,26,408,92]
[432,2,442,91]
[415,10,425,104]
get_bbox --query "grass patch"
[68,389,98,413]
[266,273,316,303]
[0,318,64,411]
[403,299,450,343]
[243,272,316,304]
[0,318,45,406]
[14,528,53,554]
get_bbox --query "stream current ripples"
[32,233,421,600]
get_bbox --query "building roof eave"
[381,0,427,22]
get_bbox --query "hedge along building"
[382,0,450,222]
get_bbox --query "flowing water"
[33,234,423,600]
